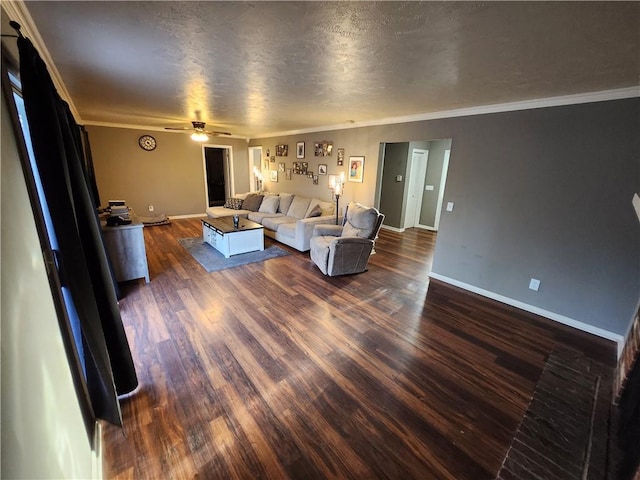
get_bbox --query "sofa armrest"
[296,215,337,251]
[313,224,343,237]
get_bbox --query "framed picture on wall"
[270,170,278,182]
[348,156,365,183]
[318,164,327,175]
[279,162,285,172]
[337,148,345,166]
[286,168,292,180]
[297,141,305,159]
[276,144,288,156]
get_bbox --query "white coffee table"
[201,217,264,258]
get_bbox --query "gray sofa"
[206,192,335,252]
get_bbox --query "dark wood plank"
[103,219,616,479]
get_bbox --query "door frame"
[248,146,263,192]
[432,148,451,231]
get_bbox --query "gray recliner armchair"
[310,203,385,276]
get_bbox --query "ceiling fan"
[164,114,231,141]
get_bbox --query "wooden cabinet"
[102,221,150,283]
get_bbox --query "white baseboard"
[428,272,624,357]
[168,213,207,220]
[381,225,405,233]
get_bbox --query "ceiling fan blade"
[204,130,232,136]
[164,127,192,131]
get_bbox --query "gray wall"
[431,99,640,336]
[379,142,409,228]
[420,138,452,227]
[252,98,640,337]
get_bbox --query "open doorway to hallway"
[376,139,451,232]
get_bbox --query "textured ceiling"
[9,1,640,138]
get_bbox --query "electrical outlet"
[446,202,454,212]
[148,205,154,212]
[529,278,541,291]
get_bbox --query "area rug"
[178,237,290,272]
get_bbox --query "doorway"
[248,146,263,192]
[377,139,452,232]
[203,146,233,207]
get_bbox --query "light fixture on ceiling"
[190,131,209,142]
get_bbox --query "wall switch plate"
[529,278,541,291]
[446,202,454,212]
[148,205,154,212]
[425,185,435,191]
[396,175,403,182]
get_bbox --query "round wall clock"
[138,135,157,151]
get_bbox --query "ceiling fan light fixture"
[191,131,209,142]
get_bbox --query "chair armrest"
[331,236,374,247]
[313,224,344,237]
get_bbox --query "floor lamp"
[331,173,345,225]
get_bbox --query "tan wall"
[87,125,249,216]
[249,130,381,207]
[2,90,96,479]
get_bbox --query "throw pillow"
[258,195,280,214]
[242,194,264,212]
[306,204,322,218]
[278,193,294,214]
[224,197,244,210]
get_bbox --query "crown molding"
[252,86,640,139]
[83,120,249,142]
[3,0,82,122]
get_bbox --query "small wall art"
[270,170,278,182]
[279,162,285,172]
[348,156,365,183]
[314,141,333,156]
[293,162,301,174]
[297,141,305,159]
[301,162,308,174]
[337,148,345,166]
[276,144,288,156]
[286,168,292,180]
[318,164,327,175]
[271,156,276,162]
[313,175,319,185]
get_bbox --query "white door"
[404,149,429,229]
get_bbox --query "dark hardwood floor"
[103,218,615,479]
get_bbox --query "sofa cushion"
[262,216,296,232]
[258,195,279,214]
[248,211,283,223]
[342,203,380,239]
[287,196,311,220]
[278,193,294,214]
[206,206,250,218]
[305,198,334,218]
[242,194,264,212]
